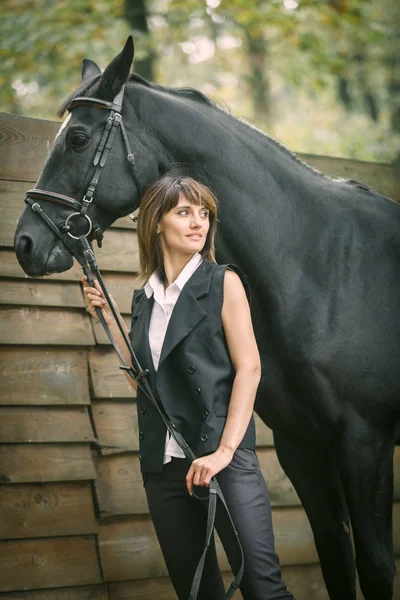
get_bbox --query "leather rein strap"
[24,87,244,600]
[80,237,244,600]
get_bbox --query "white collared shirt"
[144,252,203,463]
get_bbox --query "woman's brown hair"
[136,173,218,282]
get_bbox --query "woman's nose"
[190,215,202,228]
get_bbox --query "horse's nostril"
[19,235,33,257]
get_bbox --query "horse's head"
[15,37,164,276]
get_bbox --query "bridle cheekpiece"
[25,85,139,261]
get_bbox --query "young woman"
[83,173,293,600]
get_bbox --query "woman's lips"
[186,233,203,240]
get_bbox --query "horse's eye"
[72,133,88,148]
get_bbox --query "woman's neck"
[162,251,196,289]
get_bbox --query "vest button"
[139,455,143,461]
[195,387,201,395]
[200,434,208,442]
[139,431,145,440]
[203,410,209,418]
[140,407,147,415]
[188,366,196,374]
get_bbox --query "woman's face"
[157,194,210,257]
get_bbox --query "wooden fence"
[0,112,399,600]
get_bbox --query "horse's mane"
[57,71,364,186]
[129,75,332,181]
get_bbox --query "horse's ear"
[100,36,135,97]
[81,59,102,82]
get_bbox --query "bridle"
[23,86,244,600]
[24,85,140,257]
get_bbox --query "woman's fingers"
[186,462,211,495]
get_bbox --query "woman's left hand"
[186,446,234,496]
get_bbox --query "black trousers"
[144,449,294,600]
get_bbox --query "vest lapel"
[130,293,155,373]
[158,260,215,367]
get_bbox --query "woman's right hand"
[82,276,117,325]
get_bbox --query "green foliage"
[0,0,398,161]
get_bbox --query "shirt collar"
[144,252,203,299]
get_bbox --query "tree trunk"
[124,0,155,81]
[243,27,271,127]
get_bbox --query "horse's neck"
[138,87,327,278]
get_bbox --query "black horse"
[14,38,400,600]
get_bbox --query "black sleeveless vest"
[129,259,256,473]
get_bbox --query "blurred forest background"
[1,0,399,163]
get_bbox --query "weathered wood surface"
[0,114,59,183]
[98,503,400,581]
[0,348,90,405]
[101,273,142,314]
[0,249,82,280]
[0,279,84,308]
[301,153,400,202]
[91,402,138,454]
[107,558,400,600]
[0,407,94,443]
[92,315,131,345]
[91,400,272,456]
[0,307,95,346]
[0,559,399,600]
[95,230,139,273]
[89,348,136,399]
[0,163,135,235]
[98,507,318,582]
[0,482,98,539]
[0,536,102,592]
[0,585,109,600]
[0,444,96,483]
[94,447,300,519]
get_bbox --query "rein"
[24,87,244,600]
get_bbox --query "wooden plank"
[0,180,32,247]
[112,215,136,231]
[89,348,136,399]
[91,402,138,454]
[0,444,96,484]
[92,314,131,346]
[98,506,318,582]
[0,482,98,539]
[0,279,84,308]
[109,577,176,600]
[109,569,307,600]
[98,517,168,581]
[0,536,101,592]
[95,229,139,273]
[0,113,59,182]
[0,179,134,251]
[0,348,90,405]
[101,273,142,314]
[95,455,146,518]
[98,501,400,581]
[0,307,95,345]
[0,584,109,600]
[0,249,82,281]
[0,407,94,443]
[254,413,274,446]
[91,400,273,455]
[94,448,300,520]
[300,153,400,202]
